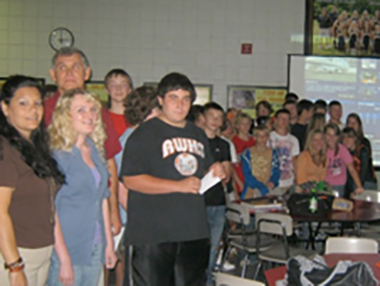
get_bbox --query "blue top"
[115,127,134,225]
[241,148,280,198]
[115,127,135,172]
[52,138,110,265]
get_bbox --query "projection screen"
[288,54,380,166]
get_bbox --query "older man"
[44,47,122,236]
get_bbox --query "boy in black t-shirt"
[120,72,226,286]
[202,102,232,285]
[291,99,314,151]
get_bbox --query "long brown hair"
[304,129,326,167]
[307,113,326,137]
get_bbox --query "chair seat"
[258,241,317,264]
[361,224,380,234]
[227,228,257,238]
[229,234,277,252]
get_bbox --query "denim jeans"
[206,205,226,284]
[47,243,103,286]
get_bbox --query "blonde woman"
[47,89,117,286]
[296,129,327,184]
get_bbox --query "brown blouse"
[0,136,54,248]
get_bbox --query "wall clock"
[49,27,75,51]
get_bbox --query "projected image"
[362,59,376,69]
[305,57,356,82]
[360,71,377,84]
[358,85,377,97]
[311,0,380,56]
[289,54,380,166]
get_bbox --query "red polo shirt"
[44,92,122,159]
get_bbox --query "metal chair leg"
[241,252,249,278]
[220,245,232,272]
[253,260,262,280]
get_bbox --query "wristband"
[4,257,24,272]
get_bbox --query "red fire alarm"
[241,43,252,54]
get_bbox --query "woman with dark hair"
[341,127,377,196]
[0,75,64,286]
[255,100,273,117]
[346,113,372,155]
[324,123,363,197]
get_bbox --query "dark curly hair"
[124,86,159,126]
[0,75,65,185]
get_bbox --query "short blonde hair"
[234,112,251,126]
[48,88,106,158]
[253,125,270,136]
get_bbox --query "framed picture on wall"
[227,85,287,118]
[85,81,108,103]
[193,84,213,105]
[143,82,213,105]
[306,0,380,56]
[0,77,45,90]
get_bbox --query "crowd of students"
[204,95,377,203]
[0,45,378,286]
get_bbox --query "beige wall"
[0,0,304,106]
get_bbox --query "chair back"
[354,190,380,203]
[226,203,251,226]
[255,212,293,236]
[325,237,379,254]
[214,272,265,286]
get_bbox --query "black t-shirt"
[362,137,372,156]
[318,14,332,28]
[119,118,214,245]
[291,123,307,151]
[345,145,376,197]
[205,136,231,206]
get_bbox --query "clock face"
[49,28,74,51]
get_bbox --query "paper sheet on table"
[199,170,221,195]
[113,226,125,251]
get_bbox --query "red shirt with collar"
[44,91,122,159]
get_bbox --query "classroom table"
[241,197,380,249]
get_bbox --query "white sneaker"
[222,260,236,271]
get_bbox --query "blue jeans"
[47,243,103,286]
[206,205,226,284]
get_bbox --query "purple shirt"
[90,166,102,245]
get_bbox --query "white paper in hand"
[113,226,125,252]
[199,170,221,195]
